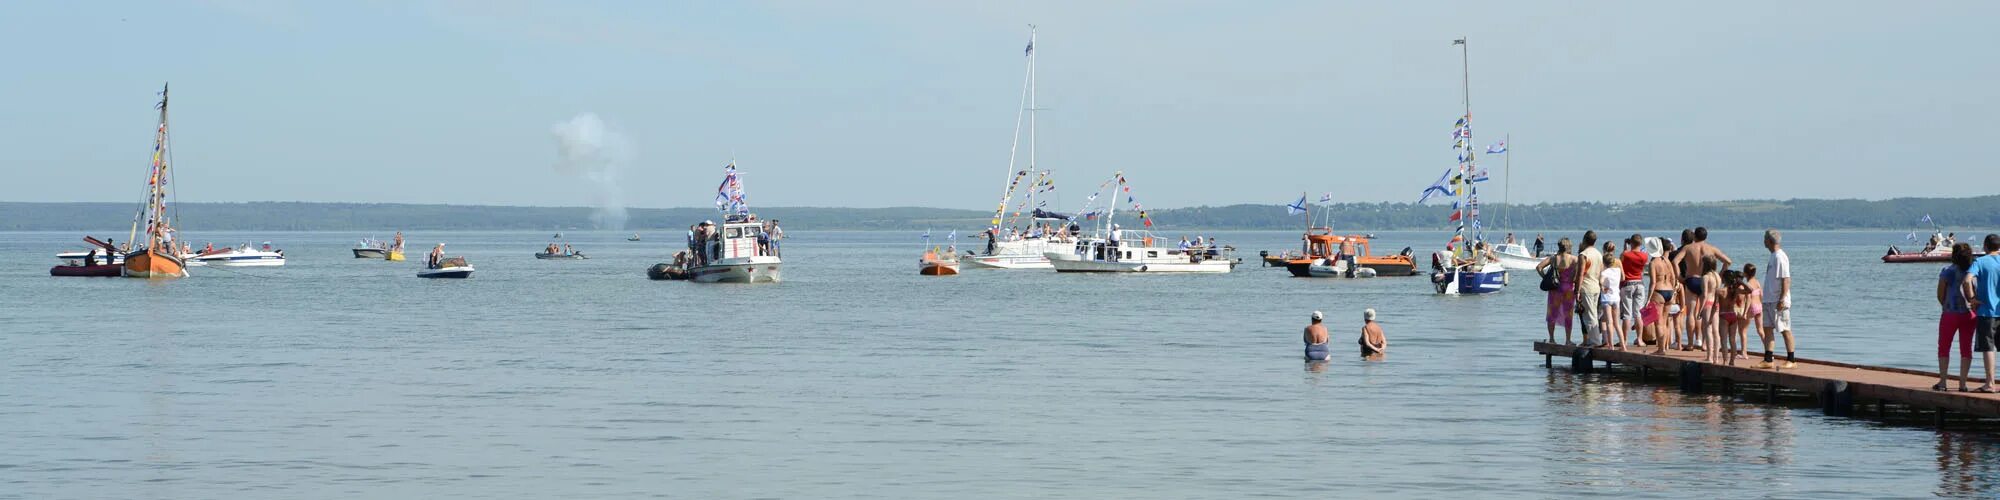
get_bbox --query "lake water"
[3,229,1995,498]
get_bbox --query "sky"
[1,1,1994,211]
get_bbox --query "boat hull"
[121,249,188,279]
[1046,253,1233,273]
[51,264,123,277]
[386,250,405,261]
[535,253,588,260]
[1883,250,1950,263]
[960,254,1052,269]
[353,248,388,259]
[647,263,692,280]
[920,261,960,276]
[689,258,782,283]
[1433,267,1507,295]
[417,266,474,279]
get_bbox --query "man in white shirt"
[1758,229,1796,369]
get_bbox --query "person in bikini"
[1648,239,1682,355]
[1674,227,1732,353]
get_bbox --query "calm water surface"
[3,229,1994,498]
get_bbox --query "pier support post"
[1545,354,1552,369]
[1936,408,1946,429]
[1821,381,1855,417]
[1640,365,1649,381]
[1767,383,1777,403]
[1570,348,1594,374]
[1678,362,1702,394]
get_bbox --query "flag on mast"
[1485,141,1507,154]
[1286,193,1308,215]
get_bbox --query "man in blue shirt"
[1969,234,2000,392]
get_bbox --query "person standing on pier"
[1359,309,1387,360]
[1967,235,2000,392]
[1937,243,1977,392]
[1620,235,1651,345]
[1304,311,1332,361]
[1537,238,1578,345]
[1575,231,1605,346]
[1758,230,1796,370]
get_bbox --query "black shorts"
[1978,317,2000,353]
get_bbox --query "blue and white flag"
[1485,141,1507,154]
[1286,193,1309,215]
[1319,192,1333,203]
[1922,214,1933,224]
[1417,168,1455,204]
[921,228,932,240]
[1907,231,1919,241]
[946,230,957,241]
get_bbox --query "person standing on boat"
[767,219,785,257]
[428,243,444,269]
[1359,309,1387,360]
[1304,311,1331,361]
[1533,234,1546,257]
[1337,237,1358,278]
[1108,224,1123,262]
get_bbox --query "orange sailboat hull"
[919,258,959,276]
[122,249,187,279]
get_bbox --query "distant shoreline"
[3,197,1993,232]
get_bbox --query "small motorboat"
[919,250,960,276]
[647,263,691,280]
[1304,257,1378,278]
[386,249,405,261]
[53,236,124,277]
[628,233,642,242]
[51,263,123,277]
[535,251,588,260]
[190,243,286,267]
[1883,245,1951,263]
[418,256,474,279]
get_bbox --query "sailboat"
[123,84,189,279]
[964,25,1075,270]
[1425,39,1505,295]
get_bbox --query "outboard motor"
[1258,250,1270,266]
[1399,246,1413,257]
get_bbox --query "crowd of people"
[681,217,784,268]
[1536,227,1797,370]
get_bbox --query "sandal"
[1975,386,1995,394]
[1934,382,1950,391]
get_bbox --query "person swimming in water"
[1304,311,1331,361]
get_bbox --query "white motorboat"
[1491,243,1540,271]
[190,243,286,267]
[679,163,782,284]
[1045,235,1234,273]
[687,216,781,283]
[963,233,1068,269]
[418,256,474,279]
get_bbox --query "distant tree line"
[2,196,1994,232]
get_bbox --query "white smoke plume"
[550,113,631,230]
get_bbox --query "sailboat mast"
[1458,37,1476,245]
[146,83,172,251]
[1025,25,1038,223]
[1503,133,1511,230]
[990,27,1036,232]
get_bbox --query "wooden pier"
[1535,342,2000,424]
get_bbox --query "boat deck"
[1536,341,2000,421]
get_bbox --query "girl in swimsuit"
[1744,264,1764,361]
[1647,240,1680,355]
